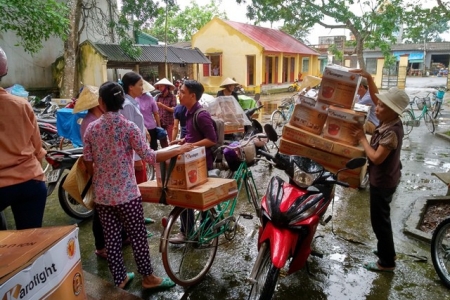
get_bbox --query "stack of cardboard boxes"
[279,65,368,188]
[138,146,238,210]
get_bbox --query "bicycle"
[401,96,435,135]
[270,96,295,136]
[430,87,446,119]
[159,133,265,286]
[431,216,450,288]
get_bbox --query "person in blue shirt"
[357,77,380,134]
[172,104,187,139]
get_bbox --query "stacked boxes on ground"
[280,65,368,188]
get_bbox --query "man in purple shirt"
[171,80,217,170]
[169,80,217,243]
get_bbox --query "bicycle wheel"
[424,111,435,133]
[270,110,285,137]
[58,174,94,219]
[401,110,414,136]
[431,217,450,288]
[246,177,261,219]
[161,207,219,286]
[433,101,442,119]
[248,242,280,300]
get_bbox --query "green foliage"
[145,0,226,43]
[0,0,69,53]
[279,22,311,43]
[403,2,450,43]
[328,44,343,62]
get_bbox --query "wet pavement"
[3,76,450,299]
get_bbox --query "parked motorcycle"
[45,148,94,220]
[247,124,366,300]
[288,79,302,92]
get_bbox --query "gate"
[381,65,398,89]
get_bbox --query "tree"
[236,0,410,70]
[0,0,69,54]
[279,22,311,44]
[145,0,226,44]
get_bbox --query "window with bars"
[203,54,222,77]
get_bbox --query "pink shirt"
[0,88,46,187]
[136,93,158,130]
[83,112,156,205]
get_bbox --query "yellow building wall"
[193,19,263,94]
[79,43,108,87]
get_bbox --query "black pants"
[370,185,397,268]
[148,128,158,150]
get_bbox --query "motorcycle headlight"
[292,163,321,188]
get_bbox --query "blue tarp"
[393,51,424,61]
[56,108,87,147]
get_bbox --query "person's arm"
[351,124,391,165]
[172,119,180,140]
[192,111,217,148]
[154,112,161,127]
[29,108,46,160]
[155,143,195,162]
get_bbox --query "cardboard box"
[318,65,361,108]
[289,97,328,135]
[224,124,245,134]
[320,162,368,189]
[139,178,238,211]
[0,225,87,300]
[323,105,367,146]
[279,138,362,176]
[282,123,365,158]
[155,146,208,189]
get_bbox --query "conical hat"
[220,77,238,88]
[143,80,155,93]
[154,78,175,88]
[73,85,99,113]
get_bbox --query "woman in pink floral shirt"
[83,81,193,289]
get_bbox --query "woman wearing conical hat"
[217,77,239,102]
[154,78,176,144]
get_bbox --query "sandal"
[144,217,155,224]
[147,230,153,238]
[94,249,107,259]
[363,261,395,273]
[143,277,175,290]
[119,272,135,289]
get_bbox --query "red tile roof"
[223,19,318,56]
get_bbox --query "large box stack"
[280,65,366,188]
[0,225,87,300]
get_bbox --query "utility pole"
[423,38,427,77]
[164,0,168,78]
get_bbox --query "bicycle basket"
[415,97,430,110]
[437,90,445,100]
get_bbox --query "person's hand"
[134,160,144,171]
[157,102,164,109]
[146,130,151,142]
[179,143,194,154]
[349,68,371,79]
[170,138,185,145]
[349,123,365,142]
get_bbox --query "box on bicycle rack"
[138,178,238,211]
[155,146,208,189]
[289,96,328,135]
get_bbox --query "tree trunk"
[61,0,82,98]
[355,39,366,70]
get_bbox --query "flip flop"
[147,230,153,238]
[143,277,175,290]
[144,217,155,224]
[363,261,395,273]
[120,272,135,289]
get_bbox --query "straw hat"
[73,85,99,113]
[143,80,155,93]
[154,78,175,89]
[62,157,95,209]
[375,87,409,115]
[220,77,238,88]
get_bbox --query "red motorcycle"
[247,124,366,300]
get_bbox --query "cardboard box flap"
[0,225,77,284]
